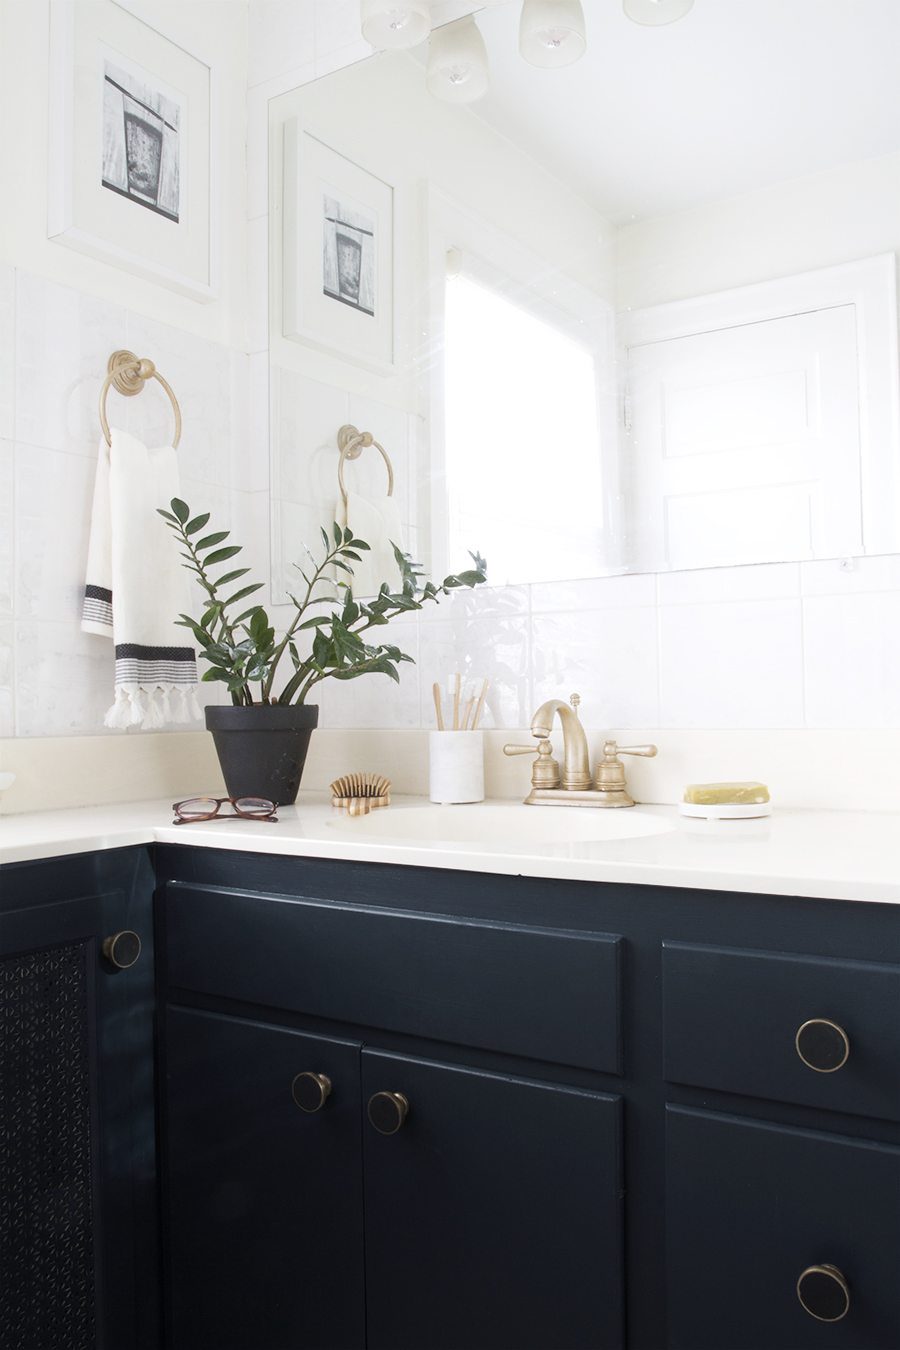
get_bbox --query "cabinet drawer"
[666,1105,900,1349]
[663,941,899,1120]
[163,884,622,1072]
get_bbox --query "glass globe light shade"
[426,17,490,103]
[520,0,587,69]
[623,0,694,27]
[360,0,431,50]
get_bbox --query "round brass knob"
[797,1264,850,1322]
[101,930,141,970]
[795,1019,850,1072]
[367,1091,409,1134]
[291,1072,332,1113]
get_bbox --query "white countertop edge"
[1,796,898,904]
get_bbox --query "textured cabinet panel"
[663,941,899,1119]
[164,884,622,1072]
[164,1007,365,1350]
[362,1049,623,1350]
[666,1106,900,1349]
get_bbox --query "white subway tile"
[15,444,95,623]
[15,272,126,454]
[15,620,118,737]
[247,215,270,355]
[249,0,316,88]
[248,351,271,495]
[659,598,804,728]
[0,620,13,737]
[0,265,14,441]
[273,370,348,509]
[347,394,410,527]
[214,347,251,493]
[1,440,13,619]
[123,313,215,483]
[803,591,900,727]
[531,572,656,613]
[418,582,529,624]
[800,553,900,596]
[314,41,373,79]
[532,608,659,729]
[320,619,420,729]
[658,561,800,606]
[418,615,531,729]
[315,0,365,58]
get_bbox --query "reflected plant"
[158,498,487,706]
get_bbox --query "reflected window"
[444,274,604,584]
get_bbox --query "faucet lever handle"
[504,743,541,756]
[604,741,657,759]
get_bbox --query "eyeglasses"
[172,797,278,825]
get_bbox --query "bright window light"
[444,274,603,583]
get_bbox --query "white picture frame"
[283,119,396,376]
[48,0,217,302]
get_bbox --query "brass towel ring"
[337,423,394,507]
[99,349,182,449]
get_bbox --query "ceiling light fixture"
[623,0,694,27]
[519,0,587,68]
[426,15,490,103]
[360,0,431,51]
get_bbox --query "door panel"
[362,1049,623,1350]
[628,305,862,569]
[164,1008,364,1350]
[666,1105,900,1349]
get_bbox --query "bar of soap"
[683,781,770,806]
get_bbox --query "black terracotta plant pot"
[205,704,319,805]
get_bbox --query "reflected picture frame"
[48,0,218,302]
[282,120,396,376]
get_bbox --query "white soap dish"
[679,800,772,820]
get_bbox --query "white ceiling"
[444,0,900,224]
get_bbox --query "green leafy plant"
[158,498,487,706]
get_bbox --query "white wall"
[1,1,898,819]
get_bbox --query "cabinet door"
[163,1007,365,1350]
[0,851,156,1350]
[666,1105,900,1349]
[362,1049,623,1350]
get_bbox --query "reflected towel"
[81,428,201,729]
[339,492,404,598]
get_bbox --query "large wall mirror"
[268,0,899,602]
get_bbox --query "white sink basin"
[327,802,675,847]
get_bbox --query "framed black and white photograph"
[283,120,395,375]
[48,0,217,302]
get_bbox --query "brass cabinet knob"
[291,1072,332,1113]
[101,930,141,970]
[795,1019,850,1072]
[367,1091,409,1134]
[797,1264,850,1322]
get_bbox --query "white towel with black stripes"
[81,428,202,729]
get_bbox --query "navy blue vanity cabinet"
[0,847,158,1350]
[162,1006,365,1350]
[156,851,625,1350]
[154,844,899,1350]
[662,939,900,1349]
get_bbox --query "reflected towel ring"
[99,349,182,449]
[337,423,394,507]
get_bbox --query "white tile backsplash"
[15,272,126,455]
[532,607,660,729]
[15,443,95,623]
[657,560,800,605]
[659,597,805,728]
[0,439,13,619]
[0,264,14,442]
[800,553,900,595]
[803,591,900,727]
[123,313,216,481]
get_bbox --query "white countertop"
[1,794,898,904]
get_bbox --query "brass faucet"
[504,694,657,807]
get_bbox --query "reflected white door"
[626,304,862,571]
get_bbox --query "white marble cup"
[429,730,484,804]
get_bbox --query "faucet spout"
[530,699,593,792]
